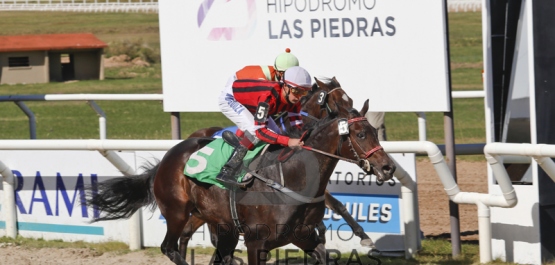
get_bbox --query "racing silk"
[232,79,303,146]
[235,65,279,81]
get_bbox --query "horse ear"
[314,77,326,89]
[360,99,369,117]
[311,82,318,92]
[331,76,340,87]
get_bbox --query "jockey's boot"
[221,130,241,148]
[216,145,248,186]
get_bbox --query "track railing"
[0,0,481,13]
[0,0,158,12]
[0,139,524,262]
[0,91,484,143]
[447,0,482,12]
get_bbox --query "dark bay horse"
[183,77,378,256]
[86,78,396,265]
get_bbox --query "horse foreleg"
[209,225,239,265]
[316,221,327,245]
[246,243,271,265]
[291,232,326,264]
[324,190,375,248]
[179,214,206,259]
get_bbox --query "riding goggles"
[287,85,309,97]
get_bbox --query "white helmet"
[283,66,312,91]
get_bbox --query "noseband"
[345,117,383,171]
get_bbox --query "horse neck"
[301,89,330,119]
[303,126,343,193]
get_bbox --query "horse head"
[301,77,353,119]
[304,103,396,182]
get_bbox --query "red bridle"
[346,117,383,159]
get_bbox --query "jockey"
[234,48,299,82]
[222,48,300,134]
[216,66,312,186]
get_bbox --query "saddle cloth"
[184,138,266,189]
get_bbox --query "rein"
[301,145,357,163]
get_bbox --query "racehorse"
[181,77,378,258]
[86,78,396,265]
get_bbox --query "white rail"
[0,91,485,142]
[447,0,482,12]
[0,94,163,140]
[0,0,480,13]
[0,0,158,12]
[0,139,518,262]
[482,143,555,264]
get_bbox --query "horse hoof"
[360,238,376,248]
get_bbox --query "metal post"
[14,101,36,139]
[171,112,181,140]
[415,112,427,141]
[87,100,107,139]
[0,161,17,238]
[443,0,461,256]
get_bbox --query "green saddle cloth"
[184,138,266,189]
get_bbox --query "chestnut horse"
[86,78,396,265]
[181,77,378,258]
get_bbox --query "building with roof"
[0,33,107,84]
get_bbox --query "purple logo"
[197,0,257,40]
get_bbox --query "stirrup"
[222,130,241,148]
[216,171,251,188]
[216,169,241,186]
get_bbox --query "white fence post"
[0,161,18,239]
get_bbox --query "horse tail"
[86,162,159,222]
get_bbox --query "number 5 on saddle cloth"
[184,134,266,189]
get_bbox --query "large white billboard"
[159,0,450,113]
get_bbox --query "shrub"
[105,39,160,64]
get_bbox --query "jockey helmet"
[283,66,312,91]
[274,48,299,72]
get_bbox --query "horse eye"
[357,132,366,139]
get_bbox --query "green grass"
[0,12,160,45]
[0,236,130,255]
[7,236,547,264]
[0,236,483,264]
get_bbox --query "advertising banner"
[159,0,450,113]
[0,150,416,253]
[0,150,135,242]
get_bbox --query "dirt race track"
[0,160,488,264]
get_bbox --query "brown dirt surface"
[0,160,487,264]
[416,160,487,243]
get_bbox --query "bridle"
[319,87,347,116]
[344,117,383,171]
[301,115,383,171]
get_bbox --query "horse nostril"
[383,164,396,175]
